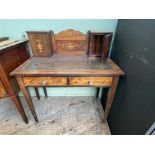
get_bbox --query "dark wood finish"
[53,29,88,55]
[43,86,48,98]
[27,31,53,57]
[96,87,100,98]
[11,55,124,123]
[11,29,124,124]
[103,77,119,122]
[27,29,112,58]
[11,55,124,76]
[0,40,29,124]
[34,87,40,99]
[0,37,9,42]
[0,80,7,97]
[17,77,38,122]
[88,31,112,59]
[0,45,29,77]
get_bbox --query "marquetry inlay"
[54,29,88,54]
[60,42,80,51]
[34,39,44,53]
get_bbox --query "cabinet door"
[88,31,112,58]
[27,31,53,57]
[0,80,7,98]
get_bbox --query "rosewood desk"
[10,54,124,123]
[10,29,124,124]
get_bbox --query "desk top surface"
[11,54,124,76]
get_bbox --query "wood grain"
[0,80,7,97]
[23,77,67,86]
[10,29,125,124]
[0,40,29,124]
[69,77,113,86]
[88,31,112,58]
[17,77,38,122]
[54,29,88,55]
[27,31,53,57]
[10,55,124,76]
[34,87,40,99]
[0,45,29,77]
[103,77,119,122]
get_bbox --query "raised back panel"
[53,29,88,55]
[27,31,53,57]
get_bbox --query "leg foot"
[104,77,119,121]
[11,95,28,124]
[17,77,39,122]
[34,115,38,123]
[23,117,29,124]
[34,87,40,100]
[43,86,47,98]
[96,87,100,98]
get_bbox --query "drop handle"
[42,80,47,86]
[88,81,93,85]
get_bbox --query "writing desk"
[11,54,124,123]
[10,29,124,124]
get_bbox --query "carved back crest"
[53,29,88,55]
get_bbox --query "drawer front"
[0,81,7,98]
[23,77,67,86]
[69,77,113,86]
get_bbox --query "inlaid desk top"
[11,54,124,76]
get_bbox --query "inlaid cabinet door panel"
[27,31,53,57]
[0,80,7,98]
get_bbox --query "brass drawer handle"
[42,80,47,86]
[88,81,93,85]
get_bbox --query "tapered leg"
[11,95,28,124]
[43,86,47,98]
[17,77,38,122]
[103,77,119,122]
[34,87,40,99]
[96,87,100,98]
[0,65,28,124]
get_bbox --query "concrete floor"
[0,96,111,135]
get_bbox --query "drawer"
[0,81,7,98]
[69,77,113,86]
[23,77,67,86]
